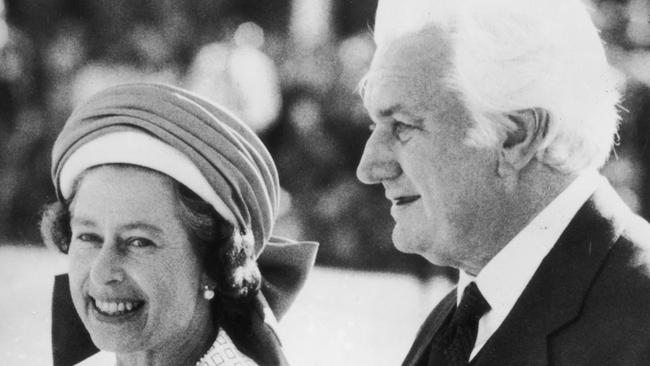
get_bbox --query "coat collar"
[472,180,631,366]
[402,290,457,366]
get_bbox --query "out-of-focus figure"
[185,22,281,134]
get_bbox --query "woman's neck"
[115,305,217,366]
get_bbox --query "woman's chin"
[88,331,144,354]
[84,299,149,353]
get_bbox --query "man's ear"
[497,107,549,177]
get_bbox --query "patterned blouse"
[195,328,257,366]
[75,328,258,366]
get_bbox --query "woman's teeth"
[94,299,143,315]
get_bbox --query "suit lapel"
[473,181,630,366]
[402,289,457,366]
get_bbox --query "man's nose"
[90,242,125,285]
[356,129,401,184]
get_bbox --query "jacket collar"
[472,180,631,365]
[402,290,457,366]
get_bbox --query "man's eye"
[392,121,415,142]
[127,238,155,248]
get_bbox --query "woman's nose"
[89,243,125,285]
[356,129,401,184]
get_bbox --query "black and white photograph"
[2,0,650,365]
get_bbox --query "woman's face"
[68,165,210,354]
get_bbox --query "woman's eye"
[127,238,155,248]
[77,233,100,243]
[71,232,102,248]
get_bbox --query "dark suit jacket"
[403,181,650,366]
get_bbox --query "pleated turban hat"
[50,82,318,319]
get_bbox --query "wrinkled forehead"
[363,27,454,116]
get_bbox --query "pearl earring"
[202,285,215,300]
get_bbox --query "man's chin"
[392,229,451,266]
[392,230,428,256]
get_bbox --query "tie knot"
[452,282,490,326]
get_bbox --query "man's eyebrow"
[379,104,425,127]
[379,104,402,118]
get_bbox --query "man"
[356,0,650,365]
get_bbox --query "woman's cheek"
[68,248,94,291]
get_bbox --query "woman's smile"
[89,295,146,323]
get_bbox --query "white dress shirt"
[457,170,605,360]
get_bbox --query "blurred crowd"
[1,0,649,275]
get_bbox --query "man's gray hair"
[370,0,621,173]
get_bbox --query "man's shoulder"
[603,212,650,292]
[619,210,650,258]
[549,214,650,364]
[587,211,650,314]
[581,180,650,298]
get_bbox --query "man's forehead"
[371,26,452,72]
[363,27,453,114]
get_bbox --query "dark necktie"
[427,282,491,366]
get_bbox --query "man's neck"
[462,163,578,276]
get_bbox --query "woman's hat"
[51,82,318,319]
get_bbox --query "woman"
[40,83,318,366]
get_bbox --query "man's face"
[357,28,500,270]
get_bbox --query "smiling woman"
[39,83,318,366]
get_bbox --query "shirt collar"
[457,170,604,312]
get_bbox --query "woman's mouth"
[91,297,145,318]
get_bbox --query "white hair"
[370,0,621,173]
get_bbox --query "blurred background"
[1,0,649,365]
